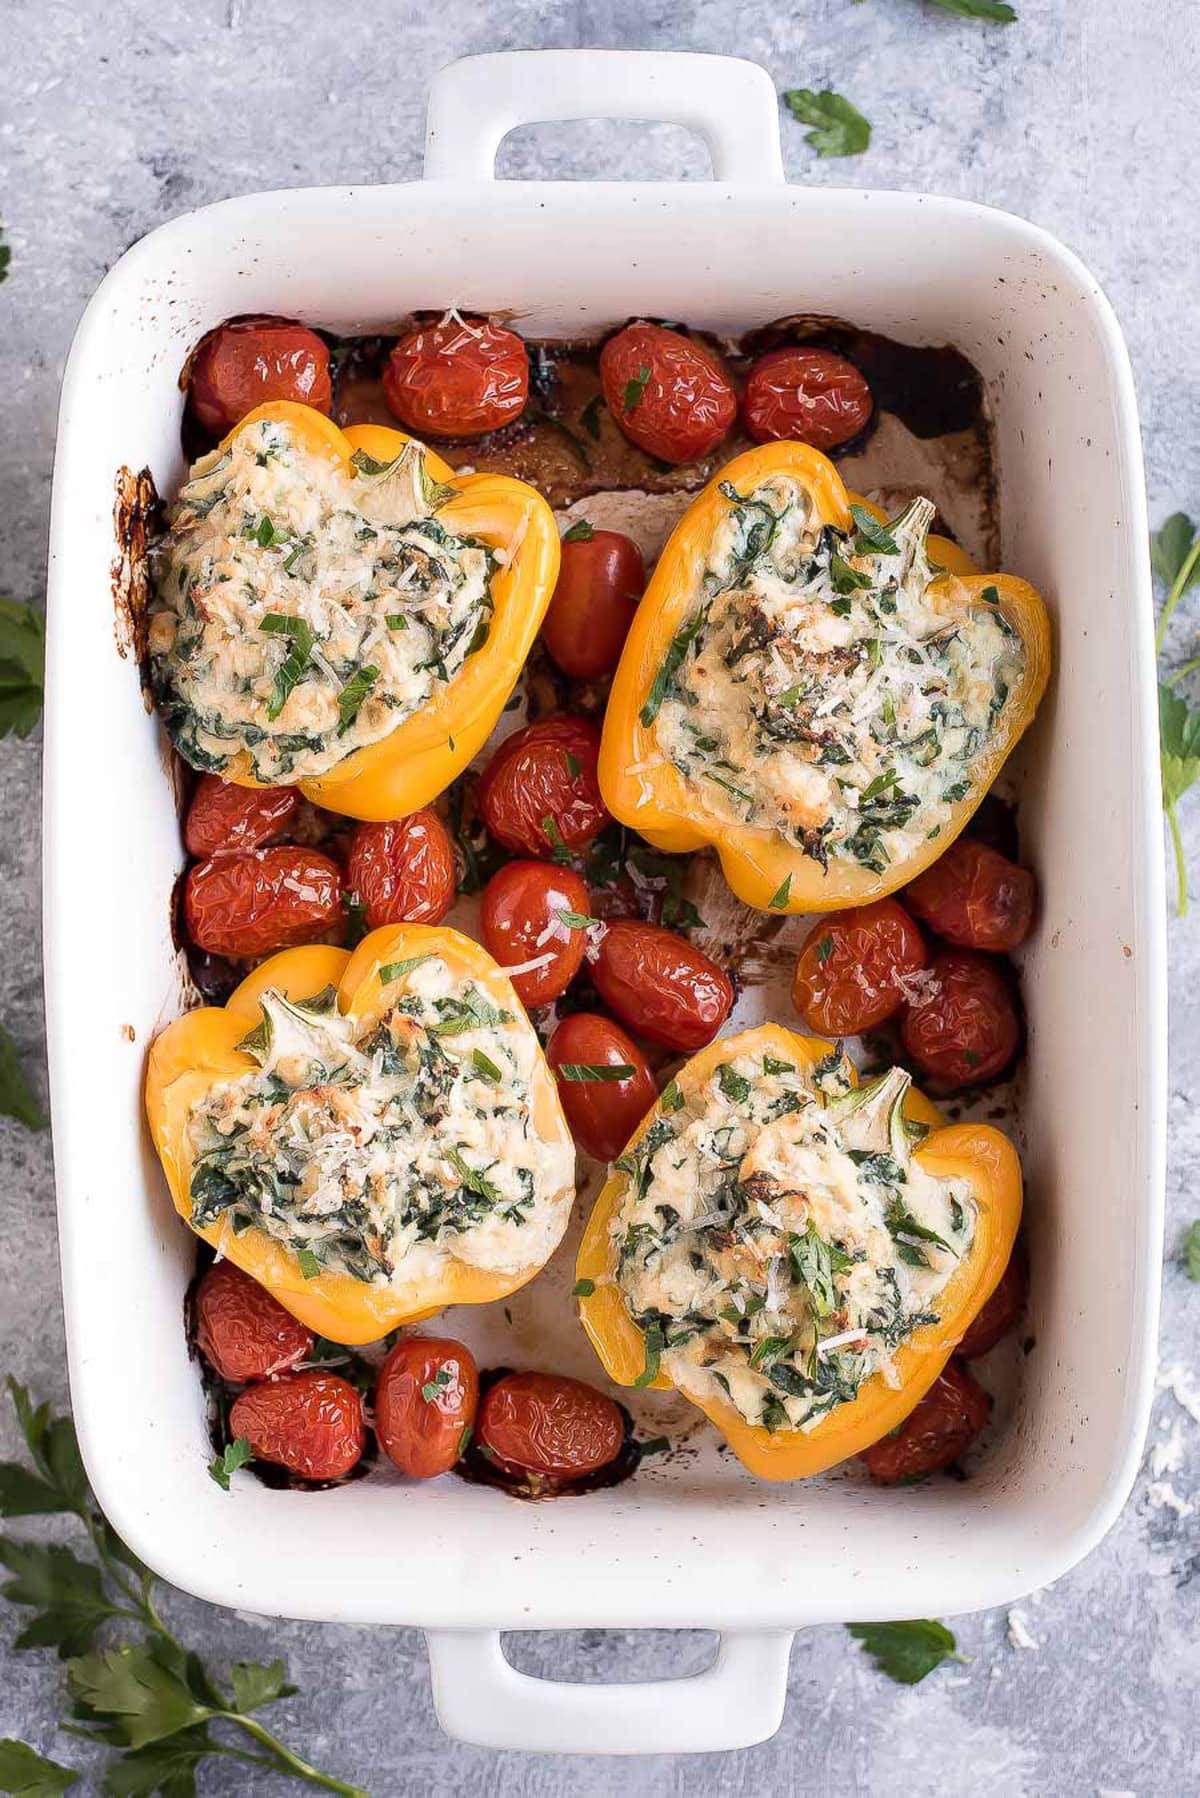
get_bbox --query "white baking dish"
[43,50,1166,1755]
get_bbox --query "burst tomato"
[599,323,736,464]
[184,775,300,860]
[547,1012,658,1161]
[905,838,1036,953]
[347,811,456,929]
[590,920,733,1052]
[900,948,1021,1089]
[859,1362,991,1484]
[477,716,610,858]
[956,1252,1027,1359]
[382,315,528,438]
[188,318,332,437]
[480,861,592,1008]
[791,899,927,1037]
[542,528,645,679]
[194,1261,313,1384]
[184,846,344,958]
[475,1371,626,1481]
[374,1336,479,1480]
[229,1371,365,1481]
[741,346,873,450]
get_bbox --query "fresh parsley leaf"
[378,954,435,984]
[927,0,1016,18]
[0,599,46,739]
[1152,512,1200,652]
[980,583,1001,604]
[207,1438,253,1492]
[0,1026,43,1133]
[0,1538,116,1657]
[848,1618,963,1684]
[829,552,872,595]
[228,1659,296,1714]
[541,815,571,863]
[295,1248,321,1280]
[446,1147,502,1203]
[640,603,709,726]
[456,1425,472,1459]
[0,1740,79,1794]
[633,1322,664,1387]
[556,908,599,931]
[849,504,899,556]
[259,614,315,721]
[562,520,594,543]
[557,1063,636,1083]
[564,751,582,780]
[336,663,378,734]
[782,89,871,158]
[572,1278,596,1298]
[96,1728,216,1797]
[815,934,835,964]
[1160,680,1200,914]
[1183,1219,1200,1282]
[762,1055,794,1076]
[67,1644,207,1750]
[470,1048,503,1084]
[659,1079,685,1114]
[768,874,792,910]
[717,1063,751,1104]
[622,366,651,414]
[421,1369,452,1403]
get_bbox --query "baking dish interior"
[44,177,1163,1629]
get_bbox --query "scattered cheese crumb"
[1006,1609,1038,1651]
[1146,1480,1194,1520]
[1157,1362,1200,1422]
[1149,1420,1186,1479]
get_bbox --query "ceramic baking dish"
[43,49,1166,1755]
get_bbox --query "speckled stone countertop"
[1,3,1198,1793]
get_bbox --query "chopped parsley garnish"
[471,1048,503,1083]
[260,613,315,720]
[622,365,651,414]
[768,874,792,909]
[337,662,379,733]
[557,1063,636,1083]
[208,1436,254,1490]
[295,1247,321,1279]
[563,519,594,543]
[378,954,436,984]
[640,602,709,727]
[421,1368,452,1403]
[572,1278,596,1297]
[660,1079,685,1114]
[633,1322,665,1387]
[556,907,599,930]
[446,1147,502,1204]
[849,503,900,556]
[716,1063,751,1104]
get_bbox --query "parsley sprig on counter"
[0,1381,365,1796]
[782,90,870,159]
[849,1618,965,1683]
[1152,511,1200,912]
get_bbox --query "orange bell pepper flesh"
[210,401,560,822]
[598,442,1050,913]
[575,1023,1021,1480]
[145,925,575,1345]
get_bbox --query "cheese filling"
[650,474,1024,875]
[148,416,494,783]
[185,959,573,1286]
[611,1054,976,1434]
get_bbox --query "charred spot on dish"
[112,464,161,670]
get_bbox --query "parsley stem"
[1155,535,1200,652]
[229,1714,368,1796]
[1167,801,1188,916]
[1168,654,1200,686]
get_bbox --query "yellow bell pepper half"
[213,401,560,821]
[598,442,1050,913]
[145,926,575,1345]
[575,1023,1021,1481]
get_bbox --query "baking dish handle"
[423,50,785,185]
[424,1626,794,1753]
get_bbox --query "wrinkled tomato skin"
[184,775,300,860]
[591,921,733,1052]
[229,1371,366,1480]
[542,531,645,679]
[194,1260,314,1384]
[383,316,528,439]
[347,811,456,929]
[860,1361,991,1484]
[791,899,927,1037]
[905,838,1037,954]
[189,318,333,437]
[476,1371,626,1480]
[900,948,1021,1089]
[481,861,591,1008]
[956,1252,1027,1359]
[478,717,610,858]
[741,347,873,451]
[374,1336,479,1480]
[547,1013,658,1161]
[184,846,344,958]
[599,324,737,464]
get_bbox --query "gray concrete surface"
[2,2,1199,1792]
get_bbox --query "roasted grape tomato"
[194,1260,314,1384]
[542,530,645,679]
[184,846,344,958]
[374,1336,479,1480]
[599,324,736,465]
[791,899,926,1037]
[547,1012,658,1162]
[905,838,1036,953]
[741,347,873,451]
[900,948,1020,1089]
[347,811,456,929]
[184,775,300,860]
[382,315,529,439]
[859,1361,990,1484]
[591,920,733,1052]
[229,1371,365,1481]
[955,1251,1027,1359]
[476,1371,625,1481]
[478,716,610,858]
[481,861,592,1008]
[188,318,333,438]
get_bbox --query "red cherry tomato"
[791,899,927,1037]
[956,1252,1027,1359]
[547,1013,658,1161]
[184,775,300,860]
[900,949,1021,1089]
[188,318,333,438]
[374,1336,479,1480]
[905,838,1036,953]
[480,861,592,1008]
[477,717,610,858]
[229,1371,365,1481]
[542,530,645,679]
[591,920,733,1052]
[859,1361,991,1484]
[194,1260,314,1384]
[184,846,344,958]
[741,347,873,450]
[476,1371,626,1480]
[347,811,456,929]
[382,316,528,439]
[599,324,736,465]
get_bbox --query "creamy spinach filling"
[186,960,572,1285]
[648,474,1024,875]
[611,1053,976,1433]
[149,416,494,783]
